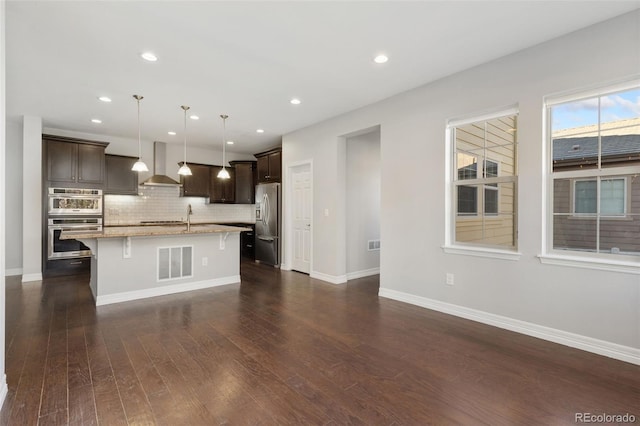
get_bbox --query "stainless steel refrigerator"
[255,182,280,266]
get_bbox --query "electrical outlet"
[202,257,208,266]
[446,273,454,286]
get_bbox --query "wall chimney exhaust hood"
[141,142,181,186]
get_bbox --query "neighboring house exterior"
[552,118,640,254]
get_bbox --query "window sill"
[538,253,640,275]
[442,245,521,261]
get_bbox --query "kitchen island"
[62,224,251,306]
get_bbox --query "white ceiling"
[6,1,639,154]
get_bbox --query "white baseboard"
[5,268,22,276]
[379,287,640,366]
[0,374,7,410]
[96,275,241,306]
[310,270,347,285]
[21,272,43,282]
[346,267,380,280]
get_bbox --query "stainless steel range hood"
[141,142,181,186]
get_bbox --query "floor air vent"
[158,246,193,281]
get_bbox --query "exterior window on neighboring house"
[449,109,518,249]
[547,84,640,261]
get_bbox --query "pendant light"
[131,95,149,172]
[217,114,231,179]
[177,105,192,176]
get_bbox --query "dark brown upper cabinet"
[105,154,139,195]
[179,163,211,197]
[44,135,107,188]
[229,160,256,204]
[255,147,281,183]
[210,166,235,203]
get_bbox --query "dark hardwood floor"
[1,260,639,425]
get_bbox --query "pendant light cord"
[183,108,187,164]
[137,98,142,159]
[222,115,226,169]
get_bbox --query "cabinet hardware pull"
[69,261,82,265]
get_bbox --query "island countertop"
[61,223,252,240]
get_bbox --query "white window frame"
[443,106,521,260]
[540,80,640,274]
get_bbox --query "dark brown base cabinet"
[255,147,281,183]
[226,223,255,259]
[44,258,90,277]
[105,154,139,195]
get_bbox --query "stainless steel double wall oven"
[47,188,103,260]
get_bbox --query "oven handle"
[49,194,102,199]
[49,226,102,232]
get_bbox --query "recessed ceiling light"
[141,52,158,62]
[256,129,265,133]
[91,119,102,124]
[290,98,301,105]
[98,96,112,103]
[374,54,388,64]
[227,141,234,145]
[189,115,199,120]
[168,131,176,135]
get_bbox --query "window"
[573,178,626,216]
[448,109,518,250]
[547,84,640,259]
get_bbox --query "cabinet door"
[268,151,282,182]
[210,166,235,203]
[105,155,139,195]
[181,163,210,197]
[77,144,105,184]
[256,156,269,182]
[234,163,255,204]
[47,140,77,183]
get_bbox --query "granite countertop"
[106,220,256,227]
[61,223,252,240]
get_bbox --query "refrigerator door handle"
[261,193,267,225]
[265,193,270,225]
[257,236,275,242]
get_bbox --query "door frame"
[282,159,313,273]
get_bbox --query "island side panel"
[94,232,241,306]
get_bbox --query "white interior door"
[292,165,311,274]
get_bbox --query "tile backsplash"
[104,186,255,225]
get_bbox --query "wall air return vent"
[158,246,193,281]
[368,240,381,251]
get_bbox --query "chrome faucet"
[186,204,193,231]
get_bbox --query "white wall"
[282,10,640,358]
[5,119,22,273]
[346,129,380,276]
[0,0,8,407]
[21,116,42,282]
